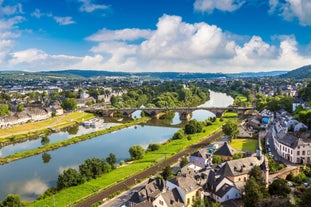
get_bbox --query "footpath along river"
[0,90,233,201]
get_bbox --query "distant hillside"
[280,65,311,79]
[229,71,288,78]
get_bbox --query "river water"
[0,91,233,201]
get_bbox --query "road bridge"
[85,106,254,121]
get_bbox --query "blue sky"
[0,0,311,73]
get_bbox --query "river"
[0,91,233,201]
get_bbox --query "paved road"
[76,131,224,207]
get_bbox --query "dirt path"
[75,131,223,207]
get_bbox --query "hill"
[280,65,311,79]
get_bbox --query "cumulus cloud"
[139,14,236,60]
[87,28,153,42]
[54,16,75,25]
[269,0,311,26]
[194,0,245,13]
[78,0,108,13]
[8,179,49,199]
[1,14,311,73]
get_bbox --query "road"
[75,130,223,207]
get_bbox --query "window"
[187,198,190,204]
[297,151,300,156]
[159,200,163,205]
[303,151,305,156]
[192,196,195,202]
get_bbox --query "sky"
[0,0,311,73]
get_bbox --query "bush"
[129,145,145,160]
[172,131,183,140]
[147,143,160,151]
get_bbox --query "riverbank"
[0,111,94,146]
[0,117,151,165]
[29,116,230,207]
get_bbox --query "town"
[0,68,311,207]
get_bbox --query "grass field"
[229,138,258,153]
[30,118,227,207]
[0,111,94,139]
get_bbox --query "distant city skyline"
[0,0,311,73]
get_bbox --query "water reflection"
[0,120,119,158]
[42,153,51,164]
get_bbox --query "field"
[0,111,94,139]
[229,138,258,153]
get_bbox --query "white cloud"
[0,0,23,16]
[31,9,52,18]
[54,16,75,25]
[194,0,245,13]
[139,14,236,60]
[1,14,311,73]
[78,0,108,13]
[269,0,311,26]
[87,28,153,42]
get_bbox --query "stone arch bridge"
[85,106,254,121]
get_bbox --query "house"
[125,178,166,207]
[213,142,238,161]
[189,148,213,168]
[216,156,268,190]
[152,188,184,207]
[51,105,64,116]
[25,107,50,121]
[292,97,305,112]
[166,175,203,207]
[273,131,311,164]
[76,97,95,108]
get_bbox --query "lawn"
[229,138,258,153]
[0,111,94,139]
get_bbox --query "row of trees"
[256,94,294,112]
[56,153,117,191]
[110,82,210,108]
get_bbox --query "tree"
[268,179,290,197]
[106,153,117,167]
[222,120,239,141]
[233,153,244,159]
[61,98,77,111]
[180,156,189,168]
[212,155,222,164]
[161,166,173,180]
[192,197,203,207]
[16,104,24,112]
[249,166,266,190]
[256,197,292,207]
[172,131,183,140]
[147,143,160,151]
[184,120,202,134]
[244,177,263,207]
[0,104,9,116]
[129,145,145,160]
[79,158,111,180]
[299,186,311,207]
[57,168,85,190]
[0,194,23,207]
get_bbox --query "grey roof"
[217,157,262,177]
[277,133,299,148]
[214,142,237,157]
[191,148,210,159]
[168,175,201,195]
[215,183,233,197]
[160,188,184,207]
